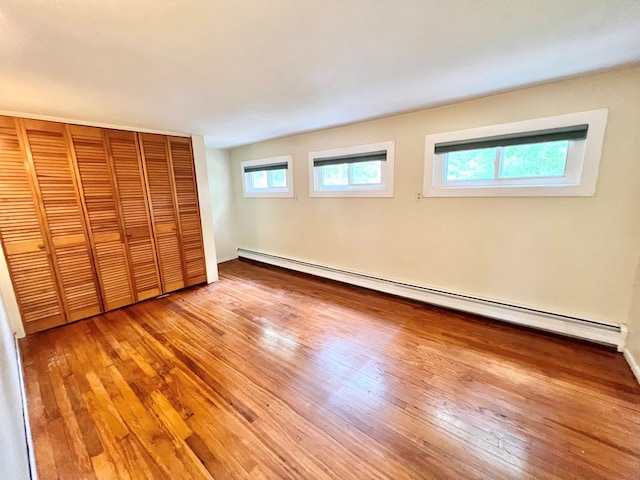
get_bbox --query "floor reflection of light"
[260,326,299,359]
[313,337,391,413]
[433,403,525,473]
[313,339,357,378]
[339,359,388,408]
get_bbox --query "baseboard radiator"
[237,248,627,351]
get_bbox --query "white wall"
[626,258,640,381]
[0,290,31,479]
[0,242,24,338]
[206,148,239,263]
[228,66,640,332]
[191,135,220,282]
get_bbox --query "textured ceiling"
[0,0,639,148]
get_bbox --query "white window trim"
[423,109,608,197]
[309,140,395,197]
[241,155,294,198]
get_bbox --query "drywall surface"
[0,241,24,337]
[0,292,30,479]
[229,65,640,326]
[626,258,640,380]
[192,135,220,282]
[206,148,238,263]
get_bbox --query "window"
[309,141,395,197]
[241,155,293,198]
[423,109,608,197]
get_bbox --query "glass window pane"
[500,141,568,178]
[350,160,382,185]
[445,148,496,181]
[249,171,268,189]
[268,169,287,188]
[320,164,348,186]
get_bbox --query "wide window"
[309,141,395,197]
[241,155,293,198]
[423,109,608,197]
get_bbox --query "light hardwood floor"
[20,259,640,479]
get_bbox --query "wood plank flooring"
[20,259,640,479]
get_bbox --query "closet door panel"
[139,133,185,293]
[168,137,206,286]
[105,130,161,301]
[20,119,102,322]
[69,125,135,310]
[0,116,65,333]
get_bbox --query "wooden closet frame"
[0,115,206,334]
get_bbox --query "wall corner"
[191,135,219,283]
[0,243,25,338]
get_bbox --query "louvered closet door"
[105,129,162,301]
[0,116,66,334]
[68,125,135,310]
[20,119,102,322]
[168,137,206,286]
[139,133,186,293]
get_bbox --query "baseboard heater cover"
[236,248,626,351]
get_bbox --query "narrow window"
[423,109,607,197]
[309,141,394,197]
[241,155,293,198]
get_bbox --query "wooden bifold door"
[139,133,186,293]
[0,117,65,334]
[168,137,207,287]
[20,120,103,324]
[68,125,137,311]
[0,115,206,334]
[105,129,163,301]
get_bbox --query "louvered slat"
[168,137,206,286]
[69,125,136,310]
[0,116,65,333]
[139,133,186,293]
[105,129,162,300]
[21,119,102,322]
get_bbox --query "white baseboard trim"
[237,248,627,351]
[624,349,640,385]
[15,336,38,479]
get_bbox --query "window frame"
[309,140,395,197]
[241,155,294,198]
[423,109,608,197]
